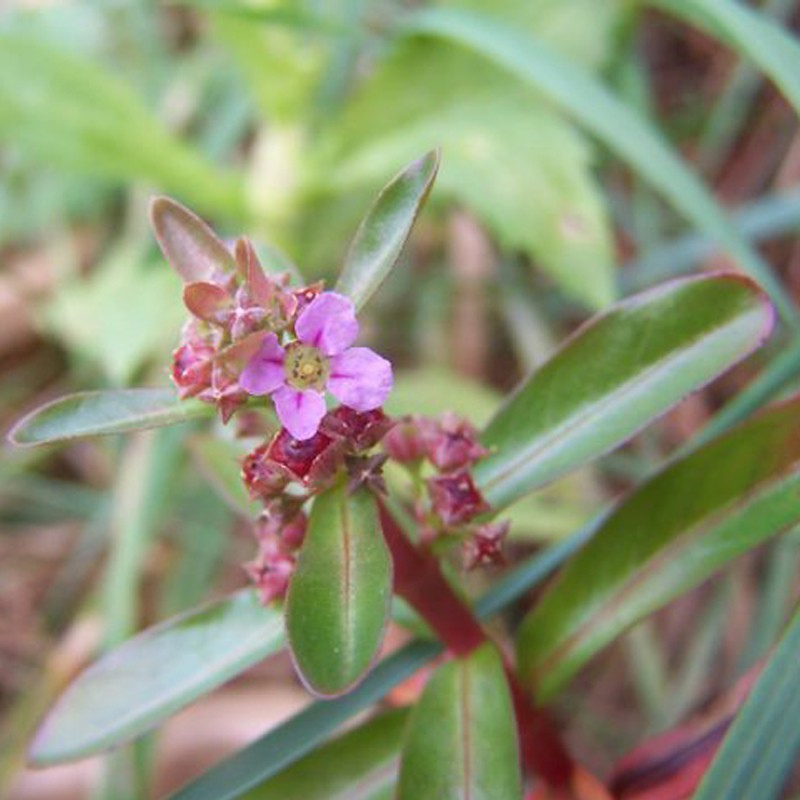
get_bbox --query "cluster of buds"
[171,238,311,422]
[384,412,509,569]
[241,406,393,602]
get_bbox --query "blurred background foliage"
[2,1,800,798]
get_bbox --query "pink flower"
[240,292,393,440]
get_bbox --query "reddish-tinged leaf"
[150,196,236,282]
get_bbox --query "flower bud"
[424,412,489,472]
[427,470,490,527]
[462,520,509,570]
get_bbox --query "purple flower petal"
[240,333,286,396]
[295,292,359,356]
[273,385,327,440]
[328,347,393,412]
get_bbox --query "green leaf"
[517,396,800,701]
[654,0,800,119]
[286,484,392,696]
[386,368,500,426]
[166,530,591,800]
[335,150,439,311]
[474,274,773,511]
[8,389,212,447]
[0,34,244,219]
[150,196,237,282]
[400,7,797,325]
[243,709,407,800]
[322,47,616,309]
[42,249,185,386]
[29,590,284,766]
[694,604,800,800]
[188,435,261,517]
[397,642,522,800]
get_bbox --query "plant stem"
[378,502,574,787]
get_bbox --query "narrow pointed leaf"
[654,0,800,119]
[244,709,407,800]
[286,484,392,696]
[8,389,212,447]
[30,590,284,766]
[397,642,522,800]
[694,604,800,800]
[401,8,796,324]
[517,396,800,701]
[336,150,439,311]
[150,196,236,282]
[474,274,773,511]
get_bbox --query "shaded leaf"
[335,150,439,311]
[517,396,800,700]
[474,274,773,511]
[243,709,407,800]
[655,0,800,119]
[8,389,213,447]
[30,590,284,765]
[150,196,237,282]
[397,642,522,800]
[286,484,392,696]
[694,604,800,800]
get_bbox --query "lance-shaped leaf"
[517,396,800,702]
[335,150,439,311]
[397,642,522,800]
[243,709,407,800]
[286,484,392,696]
[694,604,800,800]
[30,590,284,766]
[474,274,773,511]
[150,195,236,282]
[8,389,213,447]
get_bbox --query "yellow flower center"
[285,342,329,391]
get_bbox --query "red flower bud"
[462,521,509,570]
[424,412,489,472]
[428,470,490,527]
[321,406,393,451]
[383,417,429,463]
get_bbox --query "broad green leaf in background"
[396,642,522,800]
[0,35,245,219]
[517,396,800,701]
[400,6,797,325]
[8,389,213,447]
[320,48,616,309]
[188,435,261,517]
[150,196,237,282]
[286,484,392,696]
[29,590,284,766]
[42,250,185,386]
[386,367,501,426]
[694,604,800,800]
[243,709,407,800]
[654,0,800,119]
[474,274,773,511]
[335,150,439,311]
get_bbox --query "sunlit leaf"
[400,6,797,324]
[474,274,773,511]
[30,591,283,765]
[286,484,392,696]
[397,642,522,800]
[8,389,212,447]
[517,396,800,700]
[0,34,244,218]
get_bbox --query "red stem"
[379,502,574,789]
